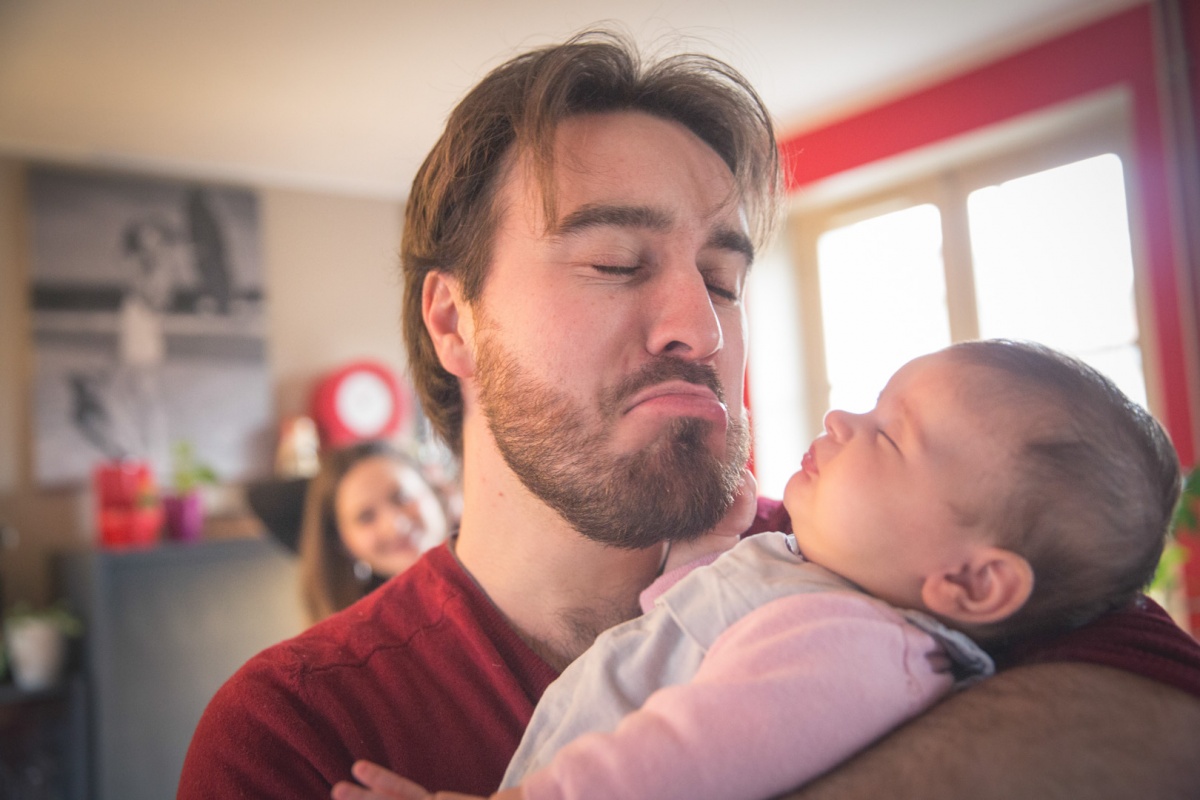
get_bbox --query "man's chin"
[515,415,743,549]
[612,414,730,462]
[599,418,740,540]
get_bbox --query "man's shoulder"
[1000,596,1200,698]
[215,550,464,698]
[284,545,478,668]
[214,541,555,704]
[182,541,560,795]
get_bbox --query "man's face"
[469,111,752,547]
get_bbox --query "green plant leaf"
[1150,540,1190,594]
[171,440,219,493]
[5,600,84,637]
[1170,466,1200,537]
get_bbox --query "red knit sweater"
[178,499,1200,798]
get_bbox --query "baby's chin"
[780,471,810,513]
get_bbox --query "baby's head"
[784,339,1180,649]
[945,340,1180,646]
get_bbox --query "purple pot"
[164,491,204,542]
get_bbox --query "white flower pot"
[5,618,68,692]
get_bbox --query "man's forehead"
[500,111,747,232]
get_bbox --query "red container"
[93,461,163,548]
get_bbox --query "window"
[816,203,950,413]
[967,153,1145,408]
[748,92,1153,497]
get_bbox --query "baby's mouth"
[801,444,818,476]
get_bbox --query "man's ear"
[920,547,1034,627]
[422,271,474,379]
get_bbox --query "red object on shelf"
[93,461,163,548]
[310,361,407,448]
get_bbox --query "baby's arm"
[330,761,523,800]
[638,471,758,612]
[519,592,953,800]
[660,470,756,572]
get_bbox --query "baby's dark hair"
[947,339,1180,648]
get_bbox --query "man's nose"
[645,265,723,360]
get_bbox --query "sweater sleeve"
[179,651,343,799]
[520,592,954,800]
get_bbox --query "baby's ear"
[920,547,1034,627]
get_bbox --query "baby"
[334,339,1180,800]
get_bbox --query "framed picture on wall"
[27,165,272,487]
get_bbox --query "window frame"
[783,90,1158,438]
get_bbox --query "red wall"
[1177,0,1200,638]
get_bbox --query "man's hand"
[662,469,757,572]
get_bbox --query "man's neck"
[453,439,664,671]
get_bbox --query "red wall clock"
[311,361,406,448]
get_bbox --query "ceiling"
[0,0,1141,198]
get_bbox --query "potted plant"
[1150,466,1200,628]
[2,601,83,692]
[164,441,218,542]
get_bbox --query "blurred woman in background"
[298,440,449,622]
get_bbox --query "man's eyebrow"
[708,227,755,264]
[553,204,672,236]
[553,204,755,263]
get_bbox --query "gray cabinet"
[0,677,86,800]
[61,537,305,800]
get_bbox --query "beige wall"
[262,186,407,416]
[0,157,407,605]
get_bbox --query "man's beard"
[475,335,750,549]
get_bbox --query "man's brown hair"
[401,29,782,454]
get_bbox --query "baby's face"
[783,350,1012,609]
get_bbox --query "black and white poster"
[28,166,272,487]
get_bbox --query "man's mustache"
[600,359,726,417]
